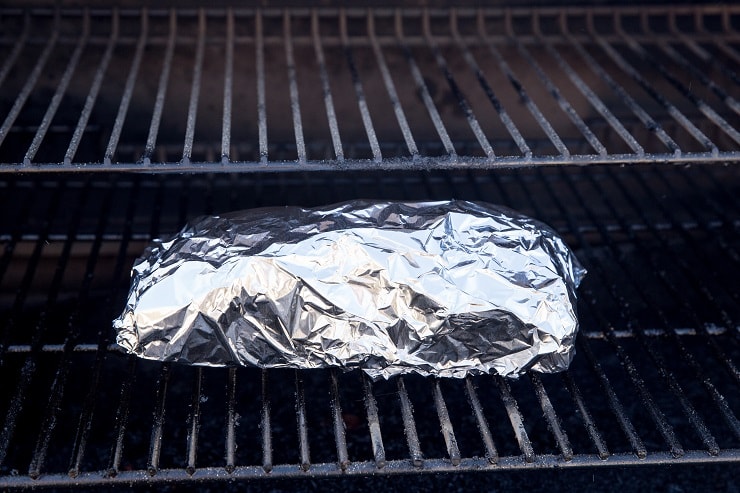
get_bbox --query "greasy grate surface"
[0,5,739,171]
[0,164,738,488]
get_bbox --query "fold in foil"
[114,200,585,379]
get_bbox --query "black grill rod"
[628,167,740,316]
[586,14,720,154]
[502,12,607,157]
[23,11,90,164]
[0,11,59,150]
[494,376,535,463]
[669,11,740,89]
[488,172,645,458]
[185,368,202,475]
[560,372,609,460]
[616,15,740,144]
[65,10,119,164]
[531,168,687,457]
[29,175,118,479]
[361,374,386,468]
[261,370,273,472]
[691,166,740,234]
[431,380,461,466]
[555,167,735,444]
[463,377,498,464]
[0,11,29,90]
[284,11,307,163]
[146,364,171,476]
[295,371,311,471]
[311,10,344,161]
[700,7,740,73]
[141,9,177,165]
[225,367,237,473]
[329,370,349,470]
[106,357,137,477]
[478,11,573,157]
[69,179,141,478]
[395,10,456,158]
[0,187,37,362]
[0,183,73,467]
[104,9,148,165]
[367,12,419,158]
[182,9,206,165]
[652,17,740,115]
[397,376,423,467]
[256,10,268,164]
[221,9,234,163]
[591,167,740,361]
[556,13,679,156]
[529,374,574,461]
[422,10,494,159]
[453,12,531,158]
[339,9,382,163]
[524,13,645,156]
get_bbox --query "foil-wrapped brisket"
[114,200,585,379]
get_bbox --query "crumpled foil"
[114,200,585,379]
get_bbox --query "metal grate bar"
[616,17,740,146]
[182,9,206,164]
[489,171,646,458]
[367,12,419,158]
[530,374,573,461]
[28,176,114,478]
[147,364,171,475]
[261,370,273,472]
[432,380,461,466]
[0,184,69,465]
[142,10,177,164]
[423,11,493,158]
[495,376,535,463]
[362,374,386,468]
[312,11,344,161]
[256,10,268,164]
[510,15,607,156]
[295,371,311,471]
[0,12,28,90]
[69,181,141,477]
[329,370,349,470]
[656,30,740,116]
[485,12,570,156]
[284,11,307,163]
[0,12,59,149]
[395,10,456,157]
[225,367,237,473]
[186,368,202,474]
[397,376,423,466]
[340,10,382,162]
[24,12,90,164]
[558,14,677,155]
[106,358,137,477]
[104,9,147,164]
[464,377,498,464]
[561,372,609,460]
[540,33,644,155]
[65,10,119,164]
[457,13,530,157]
[587,16,717,154]
[220,9,234,163]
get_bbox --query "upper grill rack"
[0,5,739,171]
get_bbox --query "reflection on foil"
[114,200,585,379]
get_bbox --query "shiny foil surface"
[114,200,585,379]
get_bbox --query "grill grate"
[0,164,738,487]
[0,6,739,170]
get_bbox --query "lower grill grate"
[0,164,738,487]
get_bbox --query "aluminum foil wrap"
[114,200,585,379]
